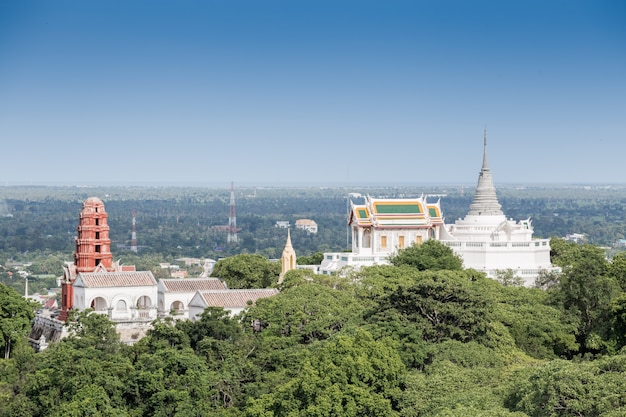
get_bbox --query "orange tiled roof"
[78,271,156,287]
[161,278,227,292]
[198,289,278,308]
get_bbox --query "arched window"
[137,296,152,309]
[363,229,371,248]
[116,300,127,311]
[91,297,107,311]
[170,301,184,315]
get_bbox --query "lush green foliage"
[211,254,280,289]
[389,239,464,271]
[2,256,626,416]
[0,284,37,359]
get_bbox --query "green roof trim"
[375,203,422,214]
[357,208,368,219]
[429,207,438,217]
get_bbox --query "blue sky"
[1,0,624,186]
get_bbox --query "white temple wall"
[159,292,195,318]
[73,286,158,320]
[448,240,552,271]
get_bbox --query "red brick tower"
[59,197,113,321]
[74,197,113,272]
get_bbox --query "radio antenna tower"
[131,211,138,252]
[227,181,238,244]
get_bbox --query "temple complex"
[319,130,559,286]
[31,196,279,348]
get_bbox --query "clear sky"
[1,0,624,186]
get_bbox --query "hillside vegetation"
[2,239,626,416]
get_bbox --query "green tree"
[353,264,423,303]
[126,347,214,416]
[494,286,578,359]
[372,270,493,344]
[243,282,366,398]
[66,309,121,353]
[244,329,405,417]
[297,252,324,265]
[211,254,280,289]
[495,269,524,287]
[509,354,626,417]
[608,251,626,291]
[551,244,620,353]
[0,283,37,359]
[389,240,463,271]
[277,268,317,290]
[141,317,191,352]
[245,282,364,346]
[50,384,123,417]
[399,356,518,417]
[177,307,243,352]
[609,293,626,349]
[18,339,133,416]
[549,237,582,268]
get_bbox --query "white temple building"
[439,130,559,286]
[319,131,559,286]
[319,196,446,274]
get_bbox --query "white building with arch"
[72,271,158,322]
[188,289,279,319]
[157,277,228,318]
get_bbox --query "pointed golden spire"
[279,228,296,284]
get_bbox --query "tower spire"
[279,228,296,284]
[482,127,488,170]
[60,197,113,321]
[467,129,504,216]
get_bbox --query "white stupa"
[440,130,559,286]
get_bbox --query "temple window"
[95,218,99,226]
[416,236,423,245]
[381,236,387,249]
[95,245,101,253]
[399,236,405,249]
[363,229,371,248]
[95,232,100,239]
